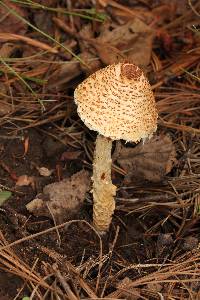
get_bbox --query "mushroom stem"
[92,135,117,232]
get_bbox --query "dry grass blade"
[0,231,58,297]
[108,250,200,298]
[0,33,58,53]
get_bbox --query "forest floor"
[0,1,200,299]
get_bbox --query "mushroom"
[74,62,158,233]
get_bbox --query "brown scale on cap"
[74,62,158,143]
[121,63,142,80]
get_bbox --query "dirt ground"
[0,1,200,299]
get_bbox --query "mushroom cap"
[74,63,158,142]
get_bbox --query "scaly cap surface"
[74,63,157,142]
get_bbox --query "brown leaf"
[152,4,177,24]
[0,101,12,116]
[117,135,177,183]
[33,0,55,36]
[93,43,125,65]
[0,83,14,117]
[46,61,81,91]
[16,175,35,188]
[79,23,95,52]
[78,24,103,75]
[146,283,163,293]
[0,160,18,181]
[116,277,140,300]
[0,82,12,117]
[96,18,154,67]
[182,236,199,251]
[26,170,91,223]
[37,167,53,177]
[0,43,18,58]
[0,1,27,35]
[23,136,29,156]
[79,51,102,76]
[60,150,82,161]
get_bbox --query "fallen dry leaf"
[117,135,177,183]
[0,43,18,58]
[33,0,55,36]
[79,51,102,76]
[46,61,81,91]
[116,277,140,300]
[157,233,174,255]
[78,24,102,75]
[182,236,199,251]
[0,1,27,35]
[79,23,95,52]
[92,42,125,65]
[0,82,12,116]
[23,136,29,156]
[26,170,90,223]
[37,167,53,177]
[146,283,163,293]
[0,160,18,181]
[60,150,82,161]
[0,101,12,116]
[152,3,177,24]
[96,18,154,66]
[16,175,35,188]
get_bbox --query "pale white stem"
[92,135,117,232]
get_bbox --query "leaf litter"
[0,0,199,299]
[117,134,177,183]
[95,18,154,66]
[26,170,90,223]
[0,0,27,34]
